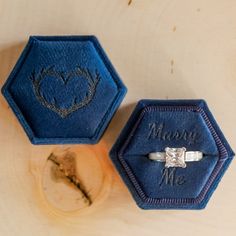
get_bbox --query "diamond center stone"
[165,147,186,168]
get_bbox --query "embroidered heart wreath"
[29,66,100,118]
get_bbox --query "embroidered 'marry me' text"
[148,122,199,145]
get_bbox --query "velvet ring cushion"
[1,36,127,144]
[109,99,234,209]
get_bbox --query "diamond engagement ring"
[148,147,203,168]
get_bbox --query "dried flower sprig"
[48,152,92,206]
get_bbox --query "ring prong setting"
[165,147,187,168]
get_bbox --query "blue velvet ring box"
[2,36,127,144]
[110,100,234,209]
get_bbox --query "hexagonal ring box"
[2,36,127,144]
[110,100,234,209]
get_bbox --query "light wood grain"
[0,0,236,235]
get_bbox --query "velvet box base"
[110,100,234,209]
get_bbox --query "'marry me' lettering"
[148,122,199,145]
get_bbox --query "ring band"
[149,147,203,168]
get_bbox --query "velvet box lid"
[110,100,234,209]
[1,36,127,144]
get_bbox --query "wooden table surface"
[0,0,236,235]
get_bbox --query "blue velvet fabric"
[110,100,234,209]
[2,36,127,144]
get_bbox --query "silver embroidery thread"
[29,66,100,118]
[159,168,186,187]
[148,122,199,145]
